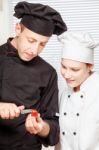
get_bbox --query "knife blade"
[21,109,32,114]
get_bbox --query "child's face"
[61,58,93,91]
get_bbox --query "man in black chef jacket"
[0,1,67,150]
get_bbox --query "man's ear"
[15,23,21,36]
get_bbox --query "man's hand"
[0,102,25,119]
[25,113,50,137]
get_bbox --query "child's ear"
[88,64,94,72]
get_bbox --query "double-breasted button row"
[63,112,80,116]
[68,94,84,98]
[62,131,77,136]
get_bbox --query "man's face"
[15,24,50,61]
[61,58,93,91]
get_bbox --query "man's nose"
[31,43,39,55]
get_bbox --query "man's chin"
[21,56,35,61]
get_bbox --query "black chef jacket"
[0,38,59,150]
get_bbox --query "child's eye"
[62,66,65,69]
[61,64,66,69]
[72,69,79,72]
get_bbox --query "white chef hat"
[58,31,99,64]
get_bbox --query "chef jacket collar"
[7,38,18,57]
[80,72,99,91]
[67,72,98,94]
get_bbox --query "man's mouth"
[24,52,35,59]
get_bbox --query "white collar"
[67,72,99,94]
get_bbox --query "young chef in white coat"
[55,31,99,150]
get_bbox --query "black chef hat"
[14,1,67,37]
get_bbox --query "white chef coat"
[56,72,99,150]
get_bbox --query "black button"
[76,113,79,116]
[64,112,67,115]
[62,131,65,135]
[68,95,71,98]
[80,95,83,98]
[73,132,76,135]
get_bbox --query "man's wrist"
[38,121,50,137]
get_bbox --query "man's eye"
[40,43,46,47]
[29,40,34,43]
[28,39,35,43]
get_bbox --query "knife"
[21,109,32,114]
[21,109,39,118]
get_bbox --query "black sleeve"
[0,54,5,99]
[38,69,60,146]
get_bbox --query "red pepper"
[31,109,39,117]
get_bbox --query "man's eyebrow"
[41,41,48,44]
[27,36,49,43]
